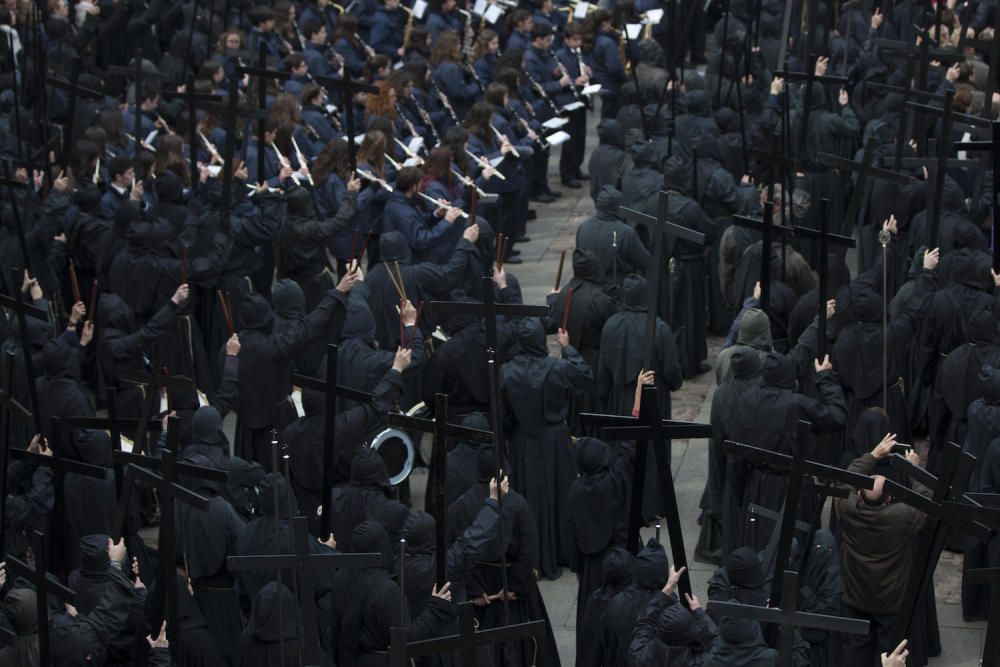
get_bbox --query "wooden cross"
[862,71,937,170]
[159,81,225,186]
[387,393,494,583]
[618,191,707,368]
[0,267,47,437]
[107,49,173,173]
[954,120,1000,269]
[580,386,711,604]
[45,56,105,169]
[217,74,269,230]
[229,515,383,666]
[4,531,77,666]
[708,569,870,667]
[237,44,292,180]
[116,363,196,454]
[314,74,381,173]
[722,420,876,604]
[290,342,373,537]
[114,418,223,660]
[0,169,35,281]
[0,351,33,554]
[388,601,547,667]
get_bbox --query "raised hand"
[872,432,898,460]
[814,354,833,373]
[431,581,453,602]
[393,347,413,372]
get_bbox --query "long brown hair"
[152,134,191,185]
[419,147,454,191]
[472,29,499,61]
[429,31,462,67]
[312,139,351,183]
[365,80,397,118]
[357,130,387,177]
[269,93,304,125]
[463,101,494,143]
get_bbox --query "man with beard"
[576,186,651,288]
[500,317,592,578]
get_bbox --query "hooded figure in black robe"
[235,286,349,466]
[271,278,326,377]
[567,437,634,631]
[703,614,807,667]
[423,412,492,521]
[329,520,453,667]
[728,353,847,552]
[1,314,51,452]
[63,431,117,570]
[175,455,248,666]
[597,275,683,521]
[282,366,403,530]
[964,437,1000,620]
[0,587,39,667]
[797,529,842,667]
[328,448,412,555]
[446,448,562,667]
[338,296,426,412]
[706,546,769,616]
[674,90,719,153]
[237,582,302,667]
[628,588,718,667]
[66,534,148,665]
[275,184,357,310]
[576,186,651,287]
[578,547,633,667]
[3,455,54,561]
[964,365,1000,492]
[660,155,719,376]
[588,120,628,201]
[366,230,475,351]
[171,571,225,667]
[500,316,593,578]
[36,336,94,459]
[600,538,669,666]
[547,249,617,428]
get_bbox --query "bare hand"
[318,533,337,549]
[826,299,836,320]
[28,434,44,453]
[400,299,418,326]
[882,215,898,235]
[492,266,507,290]
[226,334,241,356]
[905,449,921,466]
[80,321,95,347]
[872,432,898,459]
[489,474,510,500]
[557,328,570,347]
[871,7,883,29]
[838,88,849,106]
[946,62,961,83]
[134,576,147,590]
[70,301,86,325]
[445,207,463,223]
[685,592,701,610]
[171,283,190,305]
[815,56,829,76]
[663,565,686,595]
[814,354,833,373]
[54,170,70,192]
[393,347,413,372]
[637,369,655,387]
[146,622,169,649]
[108,537,127,563]
[161,410,176,433]
[770,77,785,96]
[881,638,909,667]
[559,75,572,87]
[337,261,361,293]
[463,223,480,243]
[753,281,761,301]
[347,176,361,192]
[431,581,452,602]
[923,247,940,270]
[279,165,294,181]
[0,562,5,589]
[130,179,144,202]
[235,161,249,182]
[22,270,41,299]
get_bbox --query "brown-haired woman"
[430,31,479,119]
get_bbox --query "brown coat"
[834,453,928,614]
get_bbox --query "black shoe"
[543,187,562,198]
[509,248,521,255]
[503,255,524,264]
[561,178,582,189]
[515,236,531,243]
[527,209,538,220]
[531,192,556,203]
[697,361,712,375]
[576,172,590,181]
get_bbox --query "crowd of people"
[1,0,1000,665]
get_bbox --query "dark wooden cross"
[954,120,1000,269]
[708,569,870,667]
[388,393,494,582]
[908,91,960,246]
[114,419,224,661]
[116,364,196,454]
[229,514,383,666]
[291,342,373,537]
[619,191,708,368]
[0,351,33,554]
[388,601,547,667]
[579,386,711,604]
[315,74,381,173]
[107,49,173,174]
[862,72,937,170]
[159,81,225,186]
[237,44,291,180]
[4,531,77,666]
[45,56,105,169]
[0,266,48,437]
[217,74,270,230]
[722,420,876,604]
[0,168,35,282]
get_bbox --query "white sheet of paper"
[159,392,169,415]
[404,157,422,167]
[958,131,972,160]
[144,130,159,146]
[354,133,367,144]
[546,130,571,146]
[563,101,585,112]
[542,116,569,129]
[582,83,602,96]
[489,156,504,167]
[573,2,589,19]
[473,0,487,14]
[206,165,222,177]
[484,4,503,23]
[625,23,643,40]
[413,0,428,19]
[120,435,135,453]
[645,8,663,24]
[408,136,425,155]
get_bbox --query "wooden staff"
[561,287,574,332]
[350,230,360,261]
[385,263,406,301]
[393,262,408,301]
[555,249,567,291]
[399,306,405,348]
[68,259,81,304]
[468,187,478,227]
[88,279,98,324]
[496,234,508,271]
[404,302,425,348]
[216,290,234,336]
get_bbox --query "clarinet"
[429,75,460,124]
[395,102,424,149]
[411,96,441,145]
[303,70,344,131]
[523,70,562,116]
[513,109,549,149]
[466,61,486,92]
[550,47,584,102]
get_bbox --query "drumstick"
[68,259,81,304]
[495,234,505,269]
[497,235,509,271]
[468,187,478,227]
[384,262,406,301]
[405,302,425,348]
[350,230,360,261]
[216,290,234,336]
[554,249,567,291]
[561,287,574,332]
[393,261,408,301]
[88,279,98,324]
[399,305,405,348]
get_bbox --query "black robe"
[237,582,303,667]
[577,548,633,667]
[500,317,593,578]
[576,187,651,287]
[328,448,412,555]
[600,539,668,667]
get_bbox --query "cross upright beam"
[107,49,173,174]
[116,364,195,454]
[954,120,1000,270]
[1,267,48,437]
[314,75,381,173]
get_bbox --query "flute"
[356,168,394,192]
[93,157,100,184]
[395,103,424,151]
[450,166,488,196]
[411,96,441,144]
[490,124,519,158]
[465,149,506,181]
[155,113,174,135]
[199,130,223,164]
[417,191,469,218]
[271,141,305,185]
[395,136,424,164]
[385,152,403,171]
[291,136,315,186]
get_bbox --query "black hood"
[75,182,103,213]
[633,538,669,589]
[272,278,306,319]
[663,155,691,195]
[402,511,436,554]
[980,365,1000,403]
[351,519,394,571]
[967,307,1000,345]
[191,406,228,448]
[154,169,185,204]
[623,273,648,311]
[656,602,695,644]
[351,447,392,491]
[572,248,605,283]
[597,119,625,148]
[98,292,136,332]
[516,317,548,357]
[596,185,625,215]
[241,293,274,332]
[638,39,666,67]
[248,582,300,642]
[685,90,712,117]
[575,437,613,475]
[725,546,765,588]
[76,430,113,467]
[762,352,797,389]
[258,473,296,518]
[603,547,634,586]
[379,230,413,263]
[42,338,78,380]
